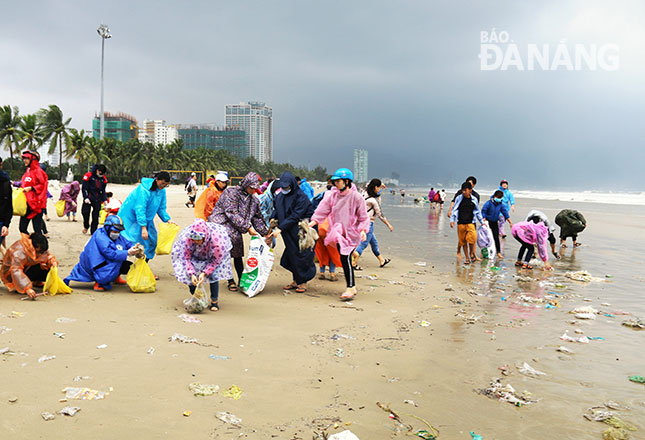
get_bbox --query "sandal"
[210,302,219,311]
[227,280,238,292]
[318,274,326,280]
[379,258,391,268]
[295,285,307,293]
[340,289,356,301]
[522,263,533,270]
[329,273,338,282]
[574,242,582,248]
[352,265,363,271]
[514,261,523,267]
[283,283,297,290]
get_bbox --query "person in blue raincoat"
[298,177,315,201]
[498,179,515,237]
[270,172,316,293]
[118,171,175,261]
[64,215,140,291]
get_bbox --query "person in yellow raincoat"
[1,233,57,299]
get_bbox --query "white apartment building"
[353,148,368,183]
[225,102,273,163]
[140,120,178,146]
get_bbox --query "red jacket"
[20,159,48,218]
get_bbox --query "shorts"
[189,196,196,202]
[457,224,477,246]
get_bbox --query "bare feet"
[329,273,338,282]
[496,253,504,259]
[472,254,482,262]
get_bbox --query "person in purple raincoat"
[59,181,81,222]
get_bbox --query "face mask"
[282,188,291,195]
[494,198,503,203]
[109,231,120,240]
[377,190,382,195]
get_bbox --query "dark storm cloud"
[1,0,643,190]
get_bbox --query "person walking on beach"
[59,181,80,222]
[450,181,484,264]
[555,209,586,248]
[208,172,269,292]
[313,177,340,281]
[185,173,197,208]
[195,172,229,220]
[270,172,316,293]
[309,168,370,301]
[498,179,515,238]
[352,178,393,270]
[81,164,108,235]
[64,215,140,291]
[1,232,57,300]
[118,171,175,264]
[511,220,552,271]
[172,218,232,312]
[18,151,48,236]
[428,188,436,208]
[0,157,12,255]
[525,209,560,259]
[481,190,513,258]
[447,176,480,218]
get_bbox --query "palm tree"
[67,128,92,171]
[17,114,43,150]
[39,105,72,180]
[0,105,21,160]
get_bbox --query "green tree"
[0,105,21,161]
[39,105,72,180]
[17,113,44,150]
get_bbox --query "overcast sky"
[1,0,643,190]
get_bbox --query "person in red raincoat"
[19,151,48,235]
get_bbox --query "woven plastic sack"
[126,258,156,293]
[239,236,274,298]
[55,200,66,217]
[44,266,73,295]
[156,222,180,255]
[12,188,27,216]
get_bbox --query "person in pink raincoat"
[59,181,80,222]
[309,168,370,301]
[511,221,552,271]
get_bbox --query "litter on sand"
[602,428,630,440]
[38,355,56,363]
[96,344,107,349]
[58,406,81,416]
[215,411,242,426]
[476,378,536,407]
[560,331,590,344]
[0,326,11,334]
[517,362,546,377]
[565,271,606,282]
[177,314,202,323]
[61,387,108,400]
[55,317,76,323]
[622,318,645,330]
[628,375,645,384]
[470,433,483,440]
[414,262,427,267]
[169,333,197,344]
[570,306,599,315]
[222,385,243,400]
[189,382,219,396]
[557,346,573,353]
[209,354,230,360]
[41,412,56,421]
[328,430,360,440]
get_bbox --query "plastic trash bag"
[98,209,108,224]
[239,235,274,298]
[55,199,66,217]
[12,188,27,216]
[44,266,73,295]
[329,431,360,440]
[126,258,156,293]
[183,283,209,314]
[156,222,180,255]
[477,223,492,248]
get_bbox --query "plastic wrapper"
[55,200,65,217]
[12,188,27,216]
[61,387,107,400]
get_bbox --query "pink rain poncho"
[311,184,370,255]
[59,181,80,215]
[511,221,550,262]
[171,219,233,285]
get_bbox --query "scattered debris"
[585,406,613,422]
[0,326,11,334]
[557,346,573,353]
[419,320,430,327]
[209,354,230,360]
[449,296,464,304]
[403,399,418,407]
[335,348,345,358]
[414,262,427,267]
[189,382,219,396]
[96,344,107,349]
[169,333,197,344]
[517,362,546,377]
[628,375,645,384]
[41,412,56,421]
[58,406,81,416]
[560,331,590,344]
[55,317,76,323]
[470,432,483,440]
[177,314,202,323]
[38,355,56,363]
[565,271,605,283]
[622,318,645,330]
[222,385,243,400]
[331,333,354,340]
[329,430,360,440]
[215,411,242,426]
[53,332,65,339]
[498,364,511,376]
[73,376,91,382]
[476,378,536,407]
[62,387,107,400]
[147,347,155,355]
[183,411,192,417]
[602,428,630,440]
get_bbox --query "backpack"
[433,192,441,202]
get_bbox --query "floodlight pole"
[97,24,112,140]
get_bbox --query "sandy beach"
[1,184,644,440]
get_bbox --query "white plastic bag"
[239,236,274,298]
[477,222,496,257]
[183,283,209,313]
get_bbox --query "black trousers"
[489,220,501,254]
[338,244,355,288]
[513,233,534,263]
[228,257,244,284]
[25,264,49,283]
[19,207,44,235]
[82,201,102,234]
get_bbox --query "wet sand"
[1,185,644,439]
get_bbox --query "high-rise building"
[92,112,137,142]
[225,102,272,163]
[353,149,368,183]
[177,125,248,158]
[139,120,178,146]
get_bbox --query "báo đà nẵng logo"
[479,29,619,71]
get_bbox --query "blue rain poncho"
[118,177,171,259]
[64,227,133,289]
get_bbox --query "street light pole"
[97,24,112,140]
